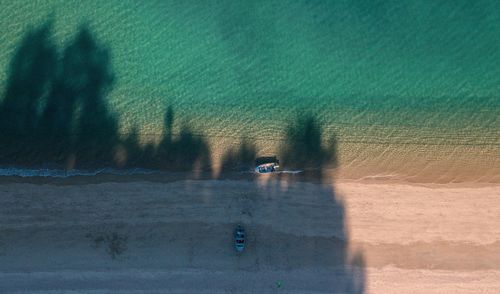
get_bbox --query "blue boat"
[234,225,245,252]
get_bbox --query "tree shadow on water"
[119,106,212,173]
[0,21,211,174]
[218,139,257,177]
[155,106,212,172]
[40,25,118,167]
[0,21,57,163]
[67,26,118,166]
[279,113,337,180]
[0,21,118,168]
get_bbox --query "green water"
[0,0,499,149]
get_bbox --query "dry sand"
[0,175,499,293]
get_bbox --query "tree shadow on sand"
[218,114,365,293]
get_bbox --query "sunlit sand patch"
[358,173,402,181]
[190,160,203,179]
[255,174,287,200]
[256,173,273,188]
[210,156,223,179]
[279,177,289,191]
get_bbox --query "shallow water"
[0,0,498,181]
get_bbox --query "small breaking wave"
[240,169,303,175]
[276,170,303,174]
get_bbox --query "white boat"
[254,156,280,174]
[255,162,279,173]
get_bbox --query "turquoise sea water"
[0,0,499,179]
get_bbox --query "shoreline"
[0,132,498,186]
[0,169,498,188]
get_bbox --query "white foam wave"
[277,170,303,174]
[0,167,158,178]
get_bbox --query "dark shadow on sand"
[218,114,365,293]
[0,19,365,293]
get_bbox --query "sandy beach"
[0,0,499,293]
[0,174,499,293]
